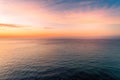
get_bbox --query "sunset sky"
[0,0,120,38]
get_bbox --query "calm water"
[0,39,120,80]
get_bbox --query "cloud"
[0,23,23,28]
[43,26,55,29]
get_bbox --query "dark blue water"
[0,39,120,80]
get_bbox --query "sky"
[0,0,120,38]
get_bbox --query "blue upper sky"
[25,0,120,11]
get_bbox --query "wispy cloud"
[43,26,55,29]
[0,23,23,28]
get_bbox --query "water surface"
[0,39,120,80]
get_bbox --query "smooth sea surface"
[0,39,120,80]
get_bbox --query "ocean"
[0,39,120,80]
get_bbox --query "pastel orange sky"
[0,0,120,38]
